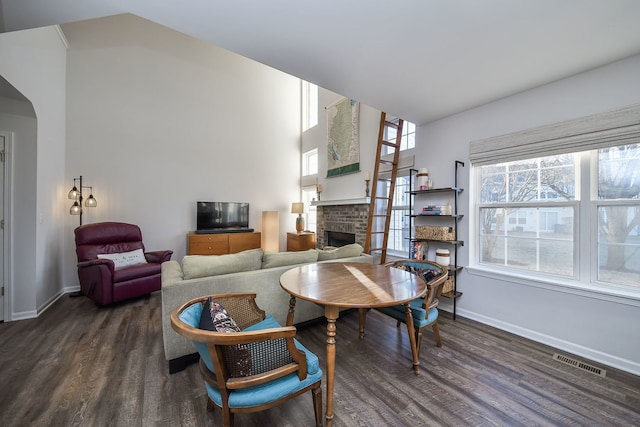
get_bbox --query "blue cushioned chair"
[363,260,448,373]
[170,293,323,427]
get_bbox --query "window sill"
[466,264,640,307]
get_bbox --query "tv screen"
[197,202,250,231]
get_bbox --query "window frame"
[469,105,640,301]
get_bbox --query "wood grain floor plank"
[1,293,639,426]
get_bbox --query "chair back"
[384,259,448,309]
[75,222,145,262]
[171,294,309,389]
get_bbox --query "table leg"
[404,303,420,375]
[324,305,340,427]
[286,295,297,326]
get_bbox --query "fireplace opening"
[326,231,356,248]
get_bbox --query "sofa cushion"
[182,248,263,280]
[261,249,318,269]
[317,243,364,261]
[97,248,147,270]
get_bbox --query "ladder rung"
[379,159,397,165]
[381,140,399,147]
[384,120,400,129]
[372,214,389,218]
[370,231,386,235]
[370,247,386,252]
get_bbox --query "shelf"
[441,291,463,299]
[408,187,463,195]
[409,161,465,319]
[411,214,464,219]
[409,238,464,246]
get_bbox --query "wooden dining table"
[280,262,426,427]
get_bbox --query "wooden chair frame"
[170,293,322,427]
[359,260,448,370]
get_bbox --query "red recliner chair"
[75,222,173,306]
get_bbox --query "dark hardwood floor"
[1,292,638,426]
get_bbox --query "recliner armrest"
[145,250,174,264]
[77,258,115,272]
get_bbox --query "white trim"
[311,197,370,206]
[1,132,12,322]
[456,306,640,376]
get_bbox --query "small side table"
[287,232,316,251]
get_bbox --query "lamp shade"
[291,202,304,214]
[68,185,80,199]
[85,193,97,207]
[70,201,82,215]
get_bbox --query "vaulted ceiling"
[2,0,640,124]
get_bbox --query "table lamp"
[291,202,305,233]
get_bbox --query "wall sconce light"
[68,175,97,225]
[291,202,305,233]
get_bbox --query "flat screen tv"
[196,201,250,232]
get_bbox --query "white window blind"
[469,104,640,166]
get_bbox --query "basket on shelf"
[415,225,456,241]
[442,275,454,294]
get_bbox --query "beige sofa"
[161,244,373,373]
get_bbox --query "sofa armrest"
[161,260,183,284]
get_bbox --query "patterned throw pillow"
[199,298,241,332]
[198,297,251,376]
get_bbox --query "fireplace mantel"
[311,197,370,207]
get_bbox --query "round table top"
[279,262,426,308]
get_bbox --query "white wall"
[63,15,302,287]
[302,88,381,202]
[0,26,67,320]
[415,54,640,375]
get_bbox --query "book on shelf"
[410,241,428,260]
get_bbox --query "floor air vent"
[552,353,606,378]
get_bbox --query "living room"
[0,3,639,424]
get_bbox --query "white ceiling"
[2,0,640,124]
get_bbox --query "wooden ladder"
[365,112,404,264]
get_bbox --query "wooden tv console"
[187,231,262,255]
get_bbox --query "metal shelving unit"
[408,160,464,318]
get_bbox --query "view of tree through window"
[478,143,639,287]
[597,144,640,286]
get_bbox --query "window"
[471,105,640,292]
[385,119,416,254]
[302,81,318,131]
[478,154,577,277]
[388,175,411,255]
[302,149,318,176]
[302,187,317,233]
[382,118,415,155]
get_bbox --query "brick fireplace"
[314,199,369,249]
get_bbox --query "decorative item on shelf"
[415,225,456,241]
[68,175,97,226]
[364,170,370,197]
[316,184,323,201]
[411,241,428,260]
[291,202,305,233]
[435,248,450,266]
[416,167,432,190]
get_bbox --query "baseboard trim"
[457,308,640,376]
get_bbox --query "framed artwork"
[326,97,360,177]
